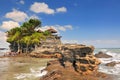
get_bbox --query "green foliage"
[6,19,45,53]
[29,19,41,28]
[43,30,51,36]
[31,32,45,45]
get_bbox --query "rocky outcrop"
[105,61,116,67]
[40,59,112,80]
[105,61,120,67]
[95,51,112,58]
[59,44,101,75]
[40,44,111,80]
[30,52,62,58]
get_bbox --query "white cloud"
[30,2,55,14]
[29,14,39,19]
[61,39,120,48]
[62,40,79,44]
[0,31,9,48]
[5,9,28,22]
[81,40,120,48]
[56,25,73,31]
[20,0,24,4]
[56,7,67,13]
[37,25,73,32]
[57,26,66,31]
[0,21,20,30]
[36,25,57,32]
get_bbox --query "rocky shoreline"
[1,44,115,80]
[39,44,114,80]
[40,60,113,80]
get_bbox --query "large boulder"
[40,60,111,80]
[40,44,113,80]
[59,44,101,75]
[95,51,112,58]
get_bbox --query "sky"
[0,0,120,48]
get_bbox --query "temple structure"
[36,28,62,53]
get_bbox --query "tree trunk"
[35,44,38,51]
[26,45,28,54]
[17,42,20,53]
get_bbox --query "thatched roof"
[37,29,43,33]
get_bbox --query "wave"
[14,67,47,79]
[97,48,120,80]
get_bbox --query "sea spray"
[14,67,47,80]
[96,48,120,80]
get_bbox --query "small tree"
[31,32,45,50]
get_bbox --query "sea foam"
[14,67,47,79]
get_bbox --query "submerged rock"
[105,61,120,67]
[95,51,112,58]
[105,61,116,67]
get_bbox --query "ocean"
[0,49,53,80]
[0,48,120,80]
[95,48,120,80]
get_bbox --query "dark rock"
[47,60,59,66]
[89,59,95,64]
[79,59,89,64]
[105,61,116,67]
[40,70,62,80]
[59,45,101,74]
[95,51,112,58]
[80,66,87,72]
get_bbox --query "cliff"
[40,44,113,80]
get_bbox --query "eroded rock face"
[59,44,101,75]
[41,69,62,80]
[30,52,62,58]
[95,51,112,58]
[40,45,114,80]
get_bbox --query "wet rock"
[95,51,112,58]
[40,44,113,80]
[105,61,116,67]
[40,70,62,80]
[47,60,59,66]
[30,52,61,58]
[40,60,112,80]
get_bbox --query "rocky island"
[4,19,114,80]
[40,44,113,80]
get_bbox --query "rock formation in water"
[40,44,112,80]
[59,44,101,75]
[95,51,112,58]
[105,61,120,67]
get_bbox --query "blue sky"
[0,0,120,48]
